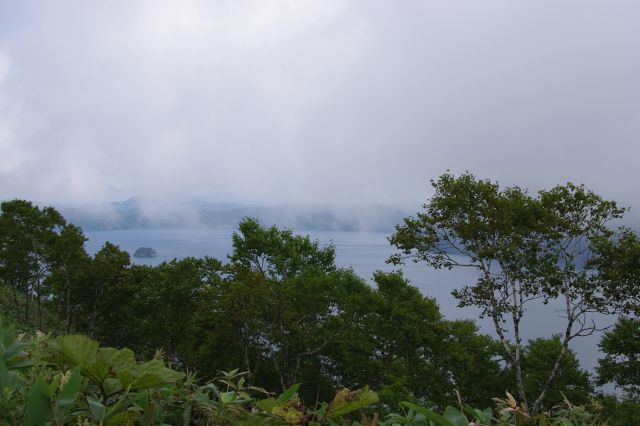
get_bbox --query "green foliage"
[389,172,637,413]
[596,317,640,399]
[186,219,373,399]
[0,200,67,328]
[328,271,504,410]
[325,388,379,419]
[503,337,592,411]
[381,394,600,426]
[229,217,336,280]
[56,334,184,393]
[595,394,640,426]
[0,318,32,391]
[1,199,634,421]
[0,320,383,425]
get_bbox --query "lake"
[84,227,614,384]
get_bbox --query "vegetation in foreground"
[0,319,616,425]
[2,173,640,424]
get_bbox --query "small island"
[133,247,157,258]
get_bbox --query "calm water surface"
[84,228,614,380]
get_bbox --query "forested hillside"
[2,175,640,424]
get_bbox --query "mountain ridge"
[57,198,409,233]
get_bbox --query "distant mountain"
[58,198,410,233]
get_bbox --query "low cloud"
[0,1,639,218]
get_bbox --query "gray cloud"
[1,1,639,216]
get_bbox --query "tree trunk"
[24,283,30,324]
[12,284,19,318]
[531,292,574,413]
[512,282,527,412]
[63,264,72,333]
[36,287,43,329]
[488,277,529,410]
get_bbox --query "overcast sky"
[1,1,639,212]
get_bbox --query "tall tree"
[187,218,371,401]
[0,200,65,326]
[128,257,221,361]
[45,223,91,333]
[85,242,133,345]
[389,173,636,413]
[330,271,504,410]
[597,317,640,400]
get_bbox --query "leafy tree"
[128,256,222,362]
[597,394,640,426]
[328,271,443,406]
[0,200,65,326]
[389,173,635,413]
[329,271,504,410]
[188,218,371,401]
[592,228,640,315]
[84,242,133,345]
[513,337,592,411]
[44,223,91,333]
[597,317,640,400]
[435,319,506,408]
[228,217,336,280]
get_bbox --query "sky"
[0,1,639,213]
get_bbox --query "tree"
[435,319,505,408]
[85,242,133,345]
[327,271,505,410]
[597,317,640,400]
[0,200,65,326]
[44,223,91,333]
[128,256,222,362]
[328,271,445,407]
[187,218,371,401]
[591,228,640,315]
[389,173,635,413]
[227,217,336,280]
[597,394,640,426]
[516,337,592,411]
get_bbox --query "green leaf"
[326,388,379,419]
[6,357,33,370]
[48,375,60,398]
[257,397,283,413]
[107,411,139,425]
[182,404,192,425]
[443,406,468,426]
[84,360,112,386]
[104,377,123,396]
[87,394,106,421]
[141,402,155,426]
[5,340,30,363]
[129,359,184,389]
[277,383,301,402]
[26,377,51,426]
[272,404,305,423]
[99,347,137,372]
[56,367,83,413]
[58,334,99,367]
[479,407,493,424]
[220,391,236,404]
[400,402,455,426]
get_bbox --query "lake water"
[84,228,615,384]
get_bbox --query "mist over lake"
[84,227,614,383]
[3,2,640,417]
